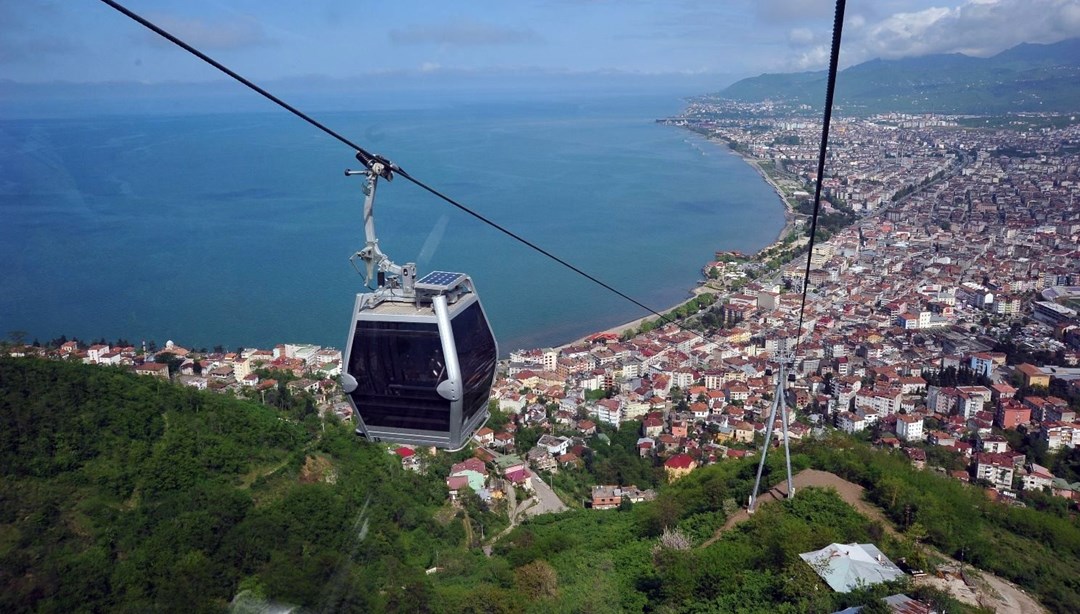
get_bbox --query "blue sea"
[0,92,784,355]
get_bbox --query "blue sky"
[2,0,1079,84]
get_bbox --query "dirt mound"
[700,468,894,548]
[299,454,336,484]
[698,468,1046,613]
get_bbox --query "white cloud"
[781,0,1080,69]
[860,0,1080,60]
[792,45,830,70]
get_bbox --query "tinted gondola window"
[452,302,497,423]
[349,320,451,432]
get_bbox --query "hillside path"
[699,468,896,549]
[697,469,1045,613]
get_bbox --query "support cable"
[749,0,845,513]
[793,0,846,360]
[98,0,683,331]
[100,0,845,353]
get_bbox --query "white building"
[591,399,623,427]
[975,453,1015,490]
[536,434,571,456]
[1022,464,1055,492]
[838,412,866,434]
[895,414,924,442]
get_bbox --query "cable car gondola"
[339,156,498,450]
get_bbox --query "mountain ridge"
[721,37,1080,114]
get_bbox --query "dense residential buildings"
[9,106,1080,509]
[483,106,1079,501]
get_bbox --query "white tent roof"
[799,543,905,593]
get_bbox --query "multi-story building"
[838,412,867,434]
[896,414,924,442]
[1032,301,1077,327]
[1041,422,1077,451]
[975,452,1015,490]
[995,399,1031,430]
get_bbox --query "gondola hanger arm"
[345,167,414,292]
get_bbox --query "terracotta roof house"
[664,453,697,482]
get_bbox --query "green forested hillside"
[0,358,483,612]
[809,438,1080,613]
[720,37,1080,114]
[3,358,1078,612]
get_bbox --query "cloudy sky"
[2,0,1079,84]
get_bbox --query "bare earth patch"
[299,454,335,484]
[699,468,1047,613]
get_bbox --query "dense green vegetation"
[623,293,717,338]
[0,358,498,612]
[488,436,1080,613]
[546,423,664,508]
[807,436,1080,613]
[794,199,856,242]
[3,358,1079,612]
[481,456,970,614]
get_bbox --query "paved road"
[525,472,568,517]
[482,472,567,555]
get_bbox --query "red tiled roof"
[664,454,694,469]
[505,468,529,483]
[450,457,487,476]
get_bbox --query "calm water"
[0,94,784,354]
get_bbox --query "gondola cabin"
[341,270,497,450]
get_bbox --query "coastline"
[730,149,798,247]
[558,134,797,350]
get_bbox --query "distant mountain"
[721,38,1080,114]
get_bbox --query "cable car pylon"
[747,354,796,513]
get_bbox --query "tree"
[155,352,185,377]
[585,388,609,402]
[514,560,558,599]
[1051,445,1080,483]
[487,403,510,432]
[515,426,542,453]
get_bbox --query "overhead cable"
[97,0,685,332]
[793,0,847,361]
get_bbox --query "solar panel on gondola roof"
[416,270,466,292]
